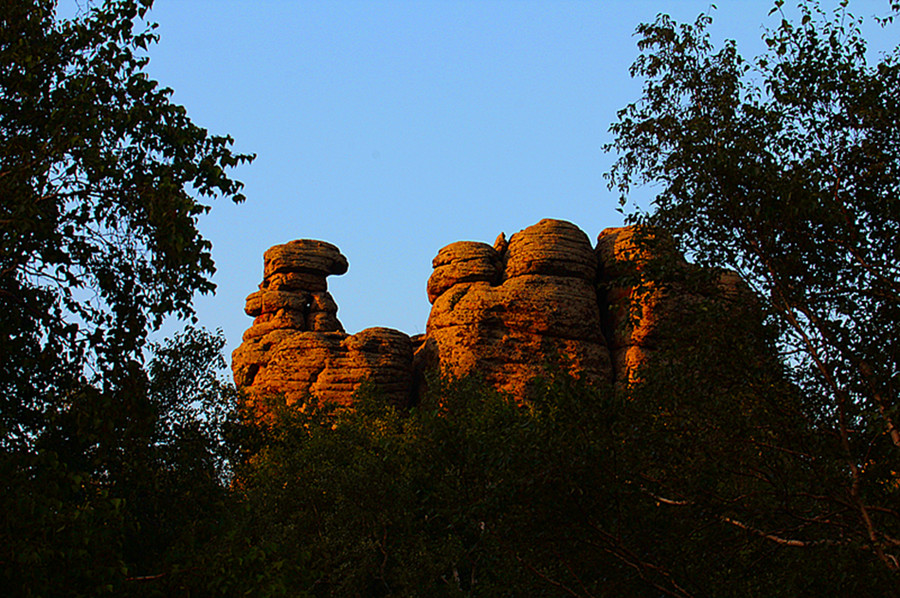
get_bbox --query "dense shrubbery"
[214,301,891,597]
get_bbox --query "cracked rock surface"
[422,219,613,397]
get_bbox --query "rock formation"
[232,240,413,414]
[422,219,612,397]
[596,226,747,383]
[231,219,746,410]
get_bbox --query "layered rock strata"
[232,240,413,412]
[423,219,613,397]
[232,219,746,410]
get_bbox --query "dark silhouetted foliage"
[1,0,251,595]
[607,0,900,576]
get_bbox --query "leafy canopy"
[1,0,253,446]
[606,0,900,571]
[1,1,253,595]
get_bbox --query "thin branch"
[721,517,843,548]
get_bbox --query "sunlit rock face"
[232,218,748,412]
[596,226,749,384]
[595,226,679,384]
[423,219,613,397]
[231,240,414,414]
[242,240,347,337]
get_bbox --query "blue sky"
[61,1,898,360]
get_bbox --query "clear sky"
[60,0,898,361]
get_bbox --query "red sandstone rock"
[235,327,413,413]
[233,220,751,416]
[493,232,508,254]
[425,219,613,397]
[426,241,501,304]
[596,226,747,383]
[263,239,348,278]
[263,271,328,293]
[232,239,413,414]
[504,219,598,280]
[244,289,309,317]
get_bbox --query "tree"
[606,0,900,572]
[227,365,887,597]
[225,375,641,597]
[120,327,236,586]
[1,0,253,447]
[1,326,237,596]
[1,1,252,594]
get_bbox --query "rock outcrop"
[596,226,748,383]
[423,219,612,397]
[232,219,747,411]
[232,240,413,414]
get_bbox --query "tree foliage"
[2,325,237,597]
[606,0,900,573]
[1,0,253,447]
[1,1,251,595]
[223,357,897,597]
